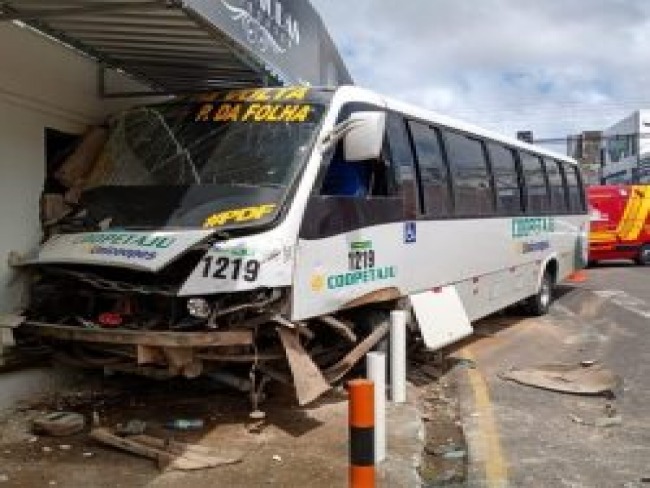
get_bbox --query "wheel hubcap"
[540,280,551,308]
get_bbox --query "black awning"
[1,0,352,96]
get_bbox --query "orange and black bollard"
[348,379,375,488]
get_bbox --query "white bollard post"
[390,310,407,403]
[366,351,386,463]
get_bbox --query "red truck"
[588,185,650,265]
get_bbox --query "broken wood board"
[0,314,25,329]
[90,428,242,471]
[41,193,72,226]
[277,327,330,406]
[55,126,107,188]
[500,363,622,395]
[23,322,253,347]
[32,412,85,436]
[324,321,389,384]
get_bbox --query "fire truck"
[588,185,650,265]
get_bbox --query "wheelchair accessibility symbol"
[404,221,416,244]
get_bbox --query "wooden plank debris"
[90,428,242,471]
[277,327,330,406]
[23,322,253,347]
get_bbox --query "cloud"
[311,0,650,144]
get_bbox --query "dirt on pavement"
[0,347,468,488]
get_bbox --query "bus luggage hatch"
[410,286,473,350]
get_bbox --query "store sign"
[187,0,353,86]
[221,0,300,54]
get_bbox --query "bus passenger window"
[520,152,550,215]
[386,113,419,217]
[443,131,495,216]
[487,143,522,214]
[544,158,568,212]
[564,165,586,213]
[408,121,452,217]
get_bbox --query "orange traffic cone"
[565,269,588,283]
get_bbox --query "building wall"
[637,110,650,156]
[600,110,650,183]
[566,131,603,186]
[0,22,151,314]
[604,112,638,164]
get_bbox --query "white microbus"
[17,85,589,405]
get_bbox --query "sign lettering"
[203,204,277,228]
[195,102,312,123]
[73,232,176,249]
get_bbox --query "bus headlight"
[187,298,211,319]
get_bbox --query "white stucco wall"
[0,22,153,313]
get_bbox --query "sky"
[310,0,650,151]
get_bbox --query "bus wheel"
[636,244,650,266]
[525,270,553,316]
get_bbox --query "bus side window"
[443,130,495,216]
[564,165,586,213]
[487,142,523,214]
[544,158,569,212]
[386,112,419,218]
[407,121,452,217]
[520,152,550,215]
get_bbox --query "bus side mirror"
[343,111,386,162]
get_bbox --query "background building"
[567,130,603,185]
[601,110,650,184]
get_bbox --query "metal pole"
[366,352,386,463]
[390,310,407,403]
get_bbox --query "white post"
[366,351,386,463]
[390,310,407,403]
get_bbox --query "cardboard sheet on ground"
[500,363,622,395]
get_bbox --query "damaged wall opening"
[44,127,81,195]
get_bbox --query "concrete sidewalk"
[0,375,425,487]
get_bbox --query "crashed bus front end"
[18,87,368,406]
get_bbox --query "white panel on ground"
[410,286,474,350]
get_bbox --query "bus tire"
[525,270,554,316]
[635,244,650,266]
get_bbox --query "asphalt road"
[453,262,650,488]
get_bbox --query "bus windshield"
[78,87,330,231]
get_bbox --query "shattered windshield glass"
[79,87,330,230]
